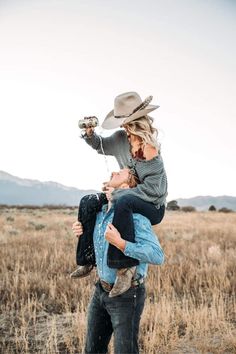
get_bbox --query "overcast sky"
[0,0,235,200]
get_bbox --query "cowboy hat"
[101,92,159,130]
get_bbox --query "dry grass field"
[0,207,235,354]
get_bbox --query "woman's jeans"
[84,281,146,354]
[76,194,165,268]
[76,193,107,265]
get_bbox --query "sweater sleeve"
[112,156,168,205]
[82,130,127,157]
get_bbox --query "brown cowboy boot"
[70,264,94,279]
[109,266,136,297]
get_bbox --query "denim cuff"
[124,241,137,258]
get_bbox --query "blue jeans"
[76,193,107,265]
[84,281,146,354]
[76,194,165,268]
[108,195,165,268]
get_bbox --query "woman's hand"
[72,221,83,238]
[85,127,94,137]
[105,223,126,251]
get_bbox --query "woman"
[71,92,168,297]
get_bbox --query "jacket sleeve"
[82,130,127,157]
[112,156,168,204]
[123,216,165,265]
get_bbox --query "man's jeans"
[84,281,146,354]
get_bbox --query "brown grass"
[0,208,235,353]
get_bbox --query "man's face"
[108,168,130,188]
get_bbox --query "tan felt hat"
[102,91,159,130]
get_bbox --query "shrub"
[209,205,216,211]
[181,206,196,212]
[218,207,233,213]
[167,200,180,211]
[28,221,46,230]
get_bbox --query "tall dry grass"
[0,208,235,353]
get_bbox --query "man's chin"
[102,183,112,191]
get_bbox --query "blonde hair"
[125,116,158,148]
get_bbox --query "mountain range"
[0,171,97,207]
[0,170,235,210]
[176,196,236,211]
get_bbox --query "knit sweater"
[82,130,168,208]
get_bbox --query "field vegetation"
[0,207,235,353]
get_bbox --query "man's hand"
[72,221,83,238]
[105,223,126,252]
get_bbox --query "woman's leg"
[107,194,165,269]
[76,193,107,265]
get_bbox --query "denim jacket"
[93,205,165,283]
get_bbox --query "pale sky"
[0,0,235,200]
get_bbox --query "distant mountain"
[176,196,236,211]
[1,171,235,210]
[0,171,98,206]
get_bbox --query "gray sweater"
[83,130,168,208]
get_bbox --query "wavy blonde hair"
[124,116,158,148]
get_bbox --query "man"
[72,168,164,354]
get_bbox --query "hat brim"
[101,104,159,130]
